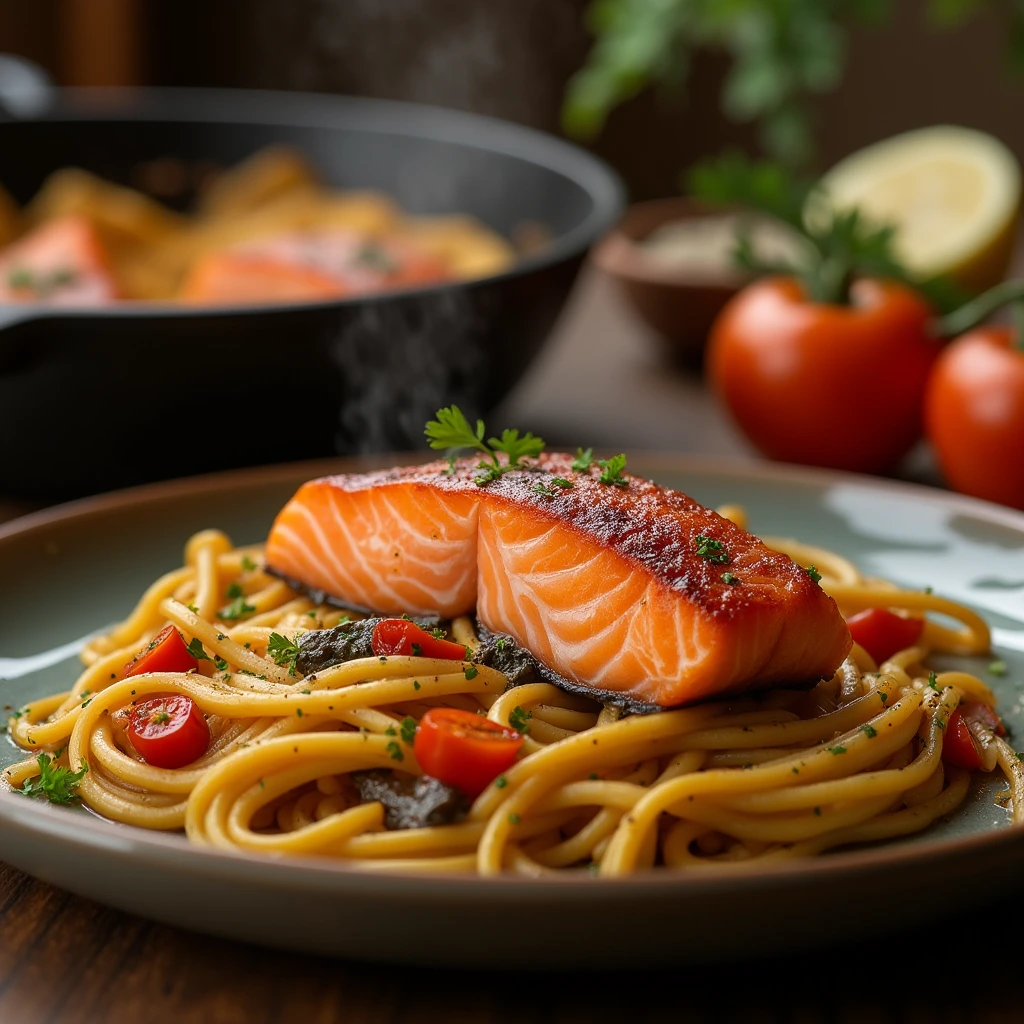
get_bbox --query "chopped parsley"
[813,806,822,817]
[386,741,404,762]
[152,711,171,724]
[860,724,878,738]
[927,671,939,691]
[597,454,629,487]
[464,665,479,680]
[214,657,229,672]
[411,643,423,657]
[509,705,532,734]
[495,774,508,789]
[16,752,88,804]
[551,477,574,489]
[571,447,594,471]
[430,627,446,640]
[694,535,729,564]
[720,572,739,585]
[413,681,421,691]
[400,717,418,745]
[495,637,511,652]
[186,638,211,661]
[532,483,559,498]
[295,708,304,718]
[241,555,258,571]
[828,745,847,755]
[508,813,521,825]
[804,564,822,583]
[219,595,256,621]
[989,660,1008,677]
[424,406,545,486]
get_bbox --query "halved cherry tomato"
[127,694,210,769]
[413,708,523,795]
[123,625,198,678]
[942,709,984,771]
[371,619,468,660]
[846,608,924,664]
[962,700,1007,737]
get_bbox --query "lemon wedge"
[820,125,1021,293]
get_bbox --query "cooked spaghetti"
[5,514,1021,877]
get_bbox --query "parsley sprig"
[16,751,88,805]
[597,454,629,488]
[425,406,545,487]
[268,632,301,676]
[694,535,730,565]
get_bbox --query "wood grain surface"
[0,272,1018,1023]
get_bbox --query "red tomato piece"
[123,625,199,678]
[371,619,468,660]
[127,694,210,769]
[707,277,938,474]
[925,326,1024,510]
[846,608,924,664]
[942,709,984,771]
[962,700,1007,737]
[413,708,523,796]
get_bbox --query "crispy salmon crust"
[265,454,852,707]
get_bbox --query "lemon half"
[820,125,1021,293]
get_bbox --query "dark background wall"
[1,0,1022,200]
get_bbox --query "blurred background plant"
[564,0,1024,169]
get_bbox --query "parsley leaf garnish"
[186,638,211,662]
[226,582,244,599]
[860,724,877,738]
[267,632,301,675]
[828,745,847,755]
[424,406,545,487]
[386,741,404,762]
[927,671,939,691]
[430,627,446,640]
[694,535,730,564]
[597,454,629,487]
[219,595,256,621]
[990,660,1008,677]
[16,752,88,805]
[804,564,822,583]
[720,572,739,585]
[464,665,479,680]
[571,447,594,471]
[509,705,532,734]
[241,555,258,571]
[400,717,418,745]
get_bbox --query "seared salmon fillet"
[265,455,852,707]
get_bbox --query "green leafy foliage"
[16,752,88,805]
[267,632,301,675]
[424,407,546,486]
[565,0,1024,168]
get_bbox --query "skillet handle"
[0,55,55,119]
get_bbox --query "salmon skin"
[265,455,852,708]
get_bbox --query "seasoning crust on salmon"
[265,454,852,707]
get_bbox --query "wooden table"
[0,272,1016,1022]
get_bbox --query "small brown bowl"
[593,197,743,366]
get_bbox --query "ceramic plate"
[2,456,1023,967]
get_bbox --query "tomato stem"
[936,279,1024,340]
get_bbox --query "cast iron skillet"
[0,84,624,500]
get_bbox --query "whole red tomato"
[707,277,939,473]
[924,326,1024,509]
